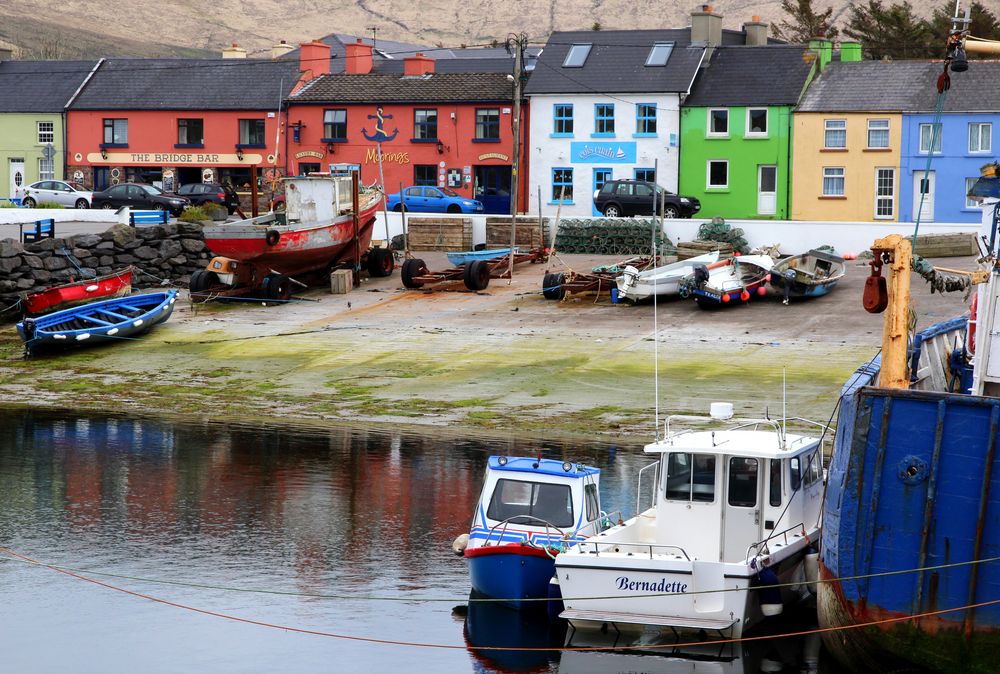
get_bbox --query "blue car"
[386,186,483,214]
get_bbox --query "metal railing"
[744,522,808,562]
[576,539,691,561]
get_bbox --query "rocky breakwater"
[0,221,210,312]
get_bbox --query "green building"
[0,59,97,199]
[679,45,815,220]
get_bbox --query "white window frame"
[969,122,992,153]
[707,160,729,189]
[824,119,847,149]
[966,177,983,209]
[867,119,890,149]
[874,167,895,219]
[745,108,768,137]
[919,123,942,154]
[822,167,845,196]
[37,121,54,145]
[707,108,728,137]
[38,157,55,181]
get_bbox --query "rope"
[911,84,949,255]
[1,545,998,652]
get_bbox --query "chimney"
[744,16,768,47]
[271,40,294,60]
[403,53,435,76]
[299,40,332,81]
[691,4,723,59]
[345,38,374,75]
[840,40,863,63]
[222,42,247,59]
[808,38,834,71]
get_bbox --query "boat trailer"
[401,248,549,292]
[542,256,657,301]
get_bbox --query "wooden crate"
[485,217,549,249]
[906,232,978,257]
[406,217,473,251]
[676,239,734,260]
[329,269,353,294]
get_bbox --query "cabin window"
[728,457,758,507]
[769,459,782,506]
[665,453,716,502]
[790,457,802,491]
[804,450,822,486]
[487,479,574,528]
[585,483,599,522]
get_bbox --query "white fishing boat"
[555,403,823,638]
[615,251,720,302]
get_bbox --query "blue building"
[898,62,1000,223]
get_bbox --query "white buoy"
[451,533,469,556]
[710,402,734,420]
[804,546,819,595]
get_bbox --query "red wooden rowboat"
[22,267,134,316]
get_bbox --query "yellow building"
[791,60,917,222]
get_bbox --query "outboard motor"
[692,264,710,287]
[619,266,639,294]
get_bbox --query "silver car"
[21,180,93,209]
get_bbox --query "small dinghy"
[446,248,514,267]
[680,254,774,308]
[23,267,134,316]
[16,290,178,356]
[615,251,720,302]
[770,250,845,304]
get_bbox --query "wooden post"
[872,234,912,389]
[352,170,361,286]
[250,164,259,217]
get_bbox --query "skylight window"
[563,44,592,68]
[645,42,674,66]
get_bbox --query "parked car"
[386,186,484,214]
[21,180,93,209]
[176,182,241,215]
[90,183,189,216]
[593,180,700,218]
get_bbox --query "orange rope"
[4,544,999,653]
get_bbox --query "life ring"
[968,292,978,354]
[265,229,281,246]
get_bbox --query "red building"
[285,40,528,214]
[66,57,297,204]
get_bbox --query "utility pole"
[507,33,527,281]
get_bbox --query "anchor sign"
[362,106,399,142]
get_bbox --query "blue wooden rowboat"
[446,248,514,266]
[16,290,178,356]
[770,250,845,304]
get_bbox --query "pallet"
[906,232,978,257]
[485,217,550,249]
[676,239,734,261]
[407,217,473,251]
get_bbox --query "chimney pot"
[751,14,760,22]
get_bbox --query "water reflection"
[0,409,828,672]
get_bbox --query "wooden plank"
[906,232,978,257]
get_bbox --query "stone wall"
[0,222,210,310]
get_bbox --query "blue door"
[474,166,511,214]
[593,168,612,216]
[93,167,110,191]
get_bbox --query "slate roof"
[794,60,1000,113]
[523,30,705,95]
[684,45,813,107]
[289,72,513,103]
[70,58,299,110]
[0,60,98,112]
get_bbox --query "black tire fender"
[265,229,281,246]
[401,258,427,289]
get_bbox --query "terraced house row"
[0,6,995,223]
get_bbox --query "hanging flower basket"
[980,162,999,177]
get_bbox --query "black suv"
[593,180,700,218]
[177,182,241,214]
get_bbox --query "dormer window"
[645,41,674,66]
[563,44,592,68]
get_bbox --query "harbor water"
[0,410,827,672]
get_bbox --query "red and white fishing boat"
[192,174,393,300]
[22,267,134,316]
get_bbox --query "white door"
[913,171,935,223]
[9,158,24,198]
[723,456,762,561]
[757,165,777,215]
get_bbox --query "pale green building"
[0,59,98,199]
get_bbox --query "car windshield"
[67,182,86,191]
[139,184,163,195]
[655,186,674,196]
[440,188,459,197]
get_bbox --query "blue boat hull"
[446,248,512,266]
[466,546,557,610]
[819,355,1000,672]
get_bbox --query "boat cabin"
[283,175,357,225]
[645,424,823,562]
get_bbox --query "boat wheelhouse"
[556,408,823,637]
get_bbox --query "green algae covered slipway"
[1,251,962,441]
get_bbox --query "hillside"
[0,0,859,58]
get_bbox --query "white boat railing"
[744,522,808,562]
[575,539,691,561]
[636,461,659,515]
[575,510,625,538]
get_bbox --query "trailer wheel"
[542,272,565,301]
[264,273,292,301]
[402,258,427,289]
[464,260,491,291]
[189,270,211,294]
[367,247,394,278]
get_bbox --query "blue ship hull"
[819,335,1000,672]
[466,546,556,610]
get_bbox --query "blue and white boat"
[446,247,514,267]
[456,456,610,610]
[769,250,845,304]
[16,290,178,356]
